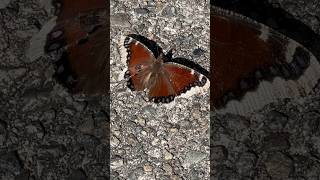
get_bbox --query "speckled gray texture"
[211,0,320,179]
[1,0,320,179]
[1,0,109,179]
[110,0,210,179]
[271,0,320,34]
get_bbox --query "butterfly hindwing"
[147,62,207,103]
[163,63,207,94]
[211,7,320,115]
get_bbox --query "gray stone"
[264,152,292,180]
[0,151,22,176]
[211,145,227,162]
[68,169,87,180]
[161,5,177,17]
[134,8,150,14]
[183,151,207,168]
[111,156,124,169]
[236,152,257,177]
[110,14,131,27]
[0,0,11,9]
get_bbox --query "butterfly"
[121,34,209,103]
[42,0,320,114]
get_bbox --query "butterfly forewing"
[45,0,108,94]
[124,37,156,91]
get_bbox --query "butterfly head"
[154,54,164,69]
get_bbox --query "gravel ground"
[110,0,210,179]
[1,0,109,179]
[0,0,319,179]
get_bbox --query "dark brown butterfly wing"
[123,36,157,91]
[45,0,108,94]
[147,62,207,103]
[211,7,320,114]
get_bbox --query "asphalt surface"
[111,0,210,179]
[0,0,319,179]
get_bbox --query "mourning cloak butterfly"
[120,34,209,103]
[211,6,320,115]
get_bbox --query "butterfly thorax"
[152,56,164,73]
[143,54,165,89]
